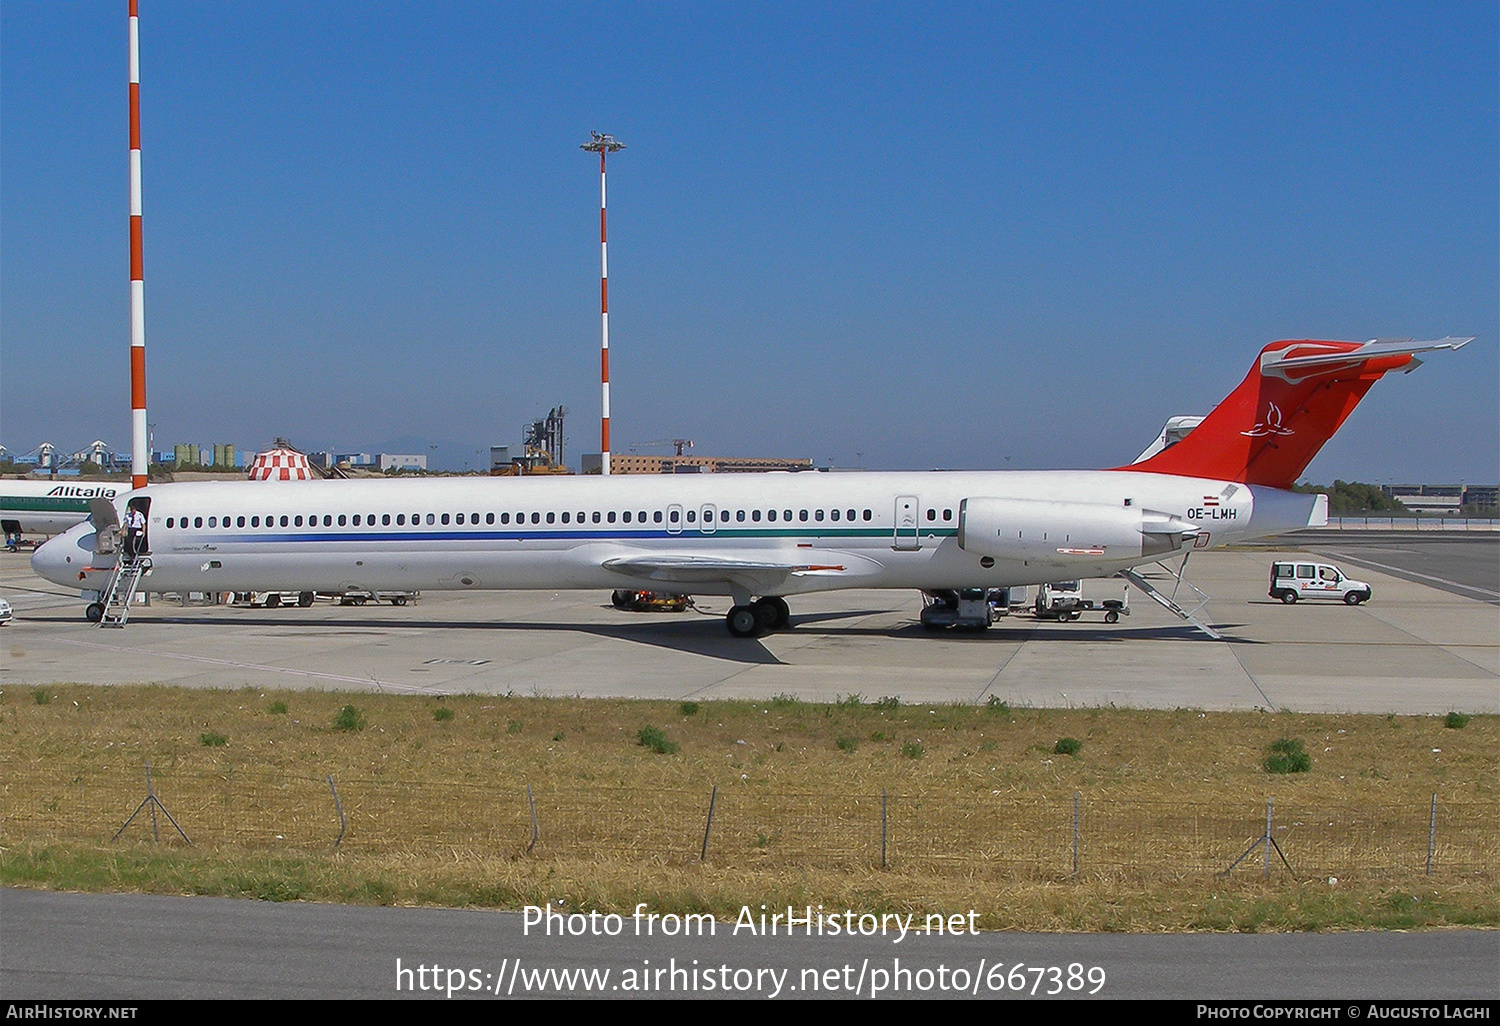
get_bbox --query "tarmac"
[1,535,1495,714]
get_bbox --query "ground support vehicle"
[1033,580,1130,623]
[334,590,419,606]
[920,588,995,630]
[1269,562,1371,604]
[611,589,691,612]
[233,591,315,608]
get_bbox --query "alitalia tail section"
[1124,337,1472,489]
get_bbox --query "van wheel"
[1280,592,1298,604]
[265,593,281,608]
[1344,591,1364,605]
[298,592,314,607]
[1104,610,1120,623]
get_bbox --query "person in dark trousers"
[123,505,147,562]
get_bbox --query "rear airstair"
[97,556,150,628]
[1117,554,1223,640]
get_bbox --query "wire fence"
[4,766,1495,883]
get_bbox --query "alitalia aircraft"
[1,480,121,539]
[30,337,1471,635]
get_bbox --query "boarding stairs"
[1117,555,1223,640]
[97,556,150,628]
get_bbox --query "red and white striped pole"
[128,0,148,490]
[581,132,624,475]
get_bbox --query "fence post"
[700,785,717,862]
[525,784,539,853]
[881,789,887,869]
[1072,791,1079,879]
[1263,798,1272,878]
[327,775,346,849]
[1426,793,1437,876]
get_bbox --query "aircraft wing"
[601,554,848,595]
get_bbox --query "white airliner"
[30,337,1471,635]
[1,480,121,539]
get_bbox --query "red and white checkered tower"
[127,0,148,490]
[580,132,624,475]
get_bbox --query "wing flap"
[602,554,846,595]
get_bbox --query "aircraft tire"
[85,602,105,623]
[726,605,759,637]
[751,599,779,632]
[611,589,629,609]
[768,596,790,628]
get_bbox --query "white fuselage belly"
[39,471,1317,598]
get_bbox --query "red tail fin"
[1123,337,1471,489]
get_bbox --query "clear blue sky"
[2,1,1495,481]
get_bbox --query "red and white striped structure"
[247,449,314,481]
[581,132,624,475]
[128,0,148,490]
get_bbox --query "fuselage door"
[893,495,920,551]
[667,504,683,536]
[699,503,717,535]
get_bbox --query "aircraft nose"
[31,526,98,587]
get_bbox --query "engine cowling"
[957,497,1197,562]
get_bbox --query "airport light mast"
[127,0,149,490]
[581,131,624,475]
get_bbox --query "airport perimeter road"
[1,537,1495,714]
[3,889,1496,1000]
[1276,530,1500,606]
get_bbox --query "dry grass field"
[3,684,1496,932]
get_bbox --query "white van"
[1269,562,1372,605]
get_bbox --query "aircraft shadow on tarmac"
[30,608,1244,664]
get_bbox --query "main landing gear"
[726,596,790,638]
